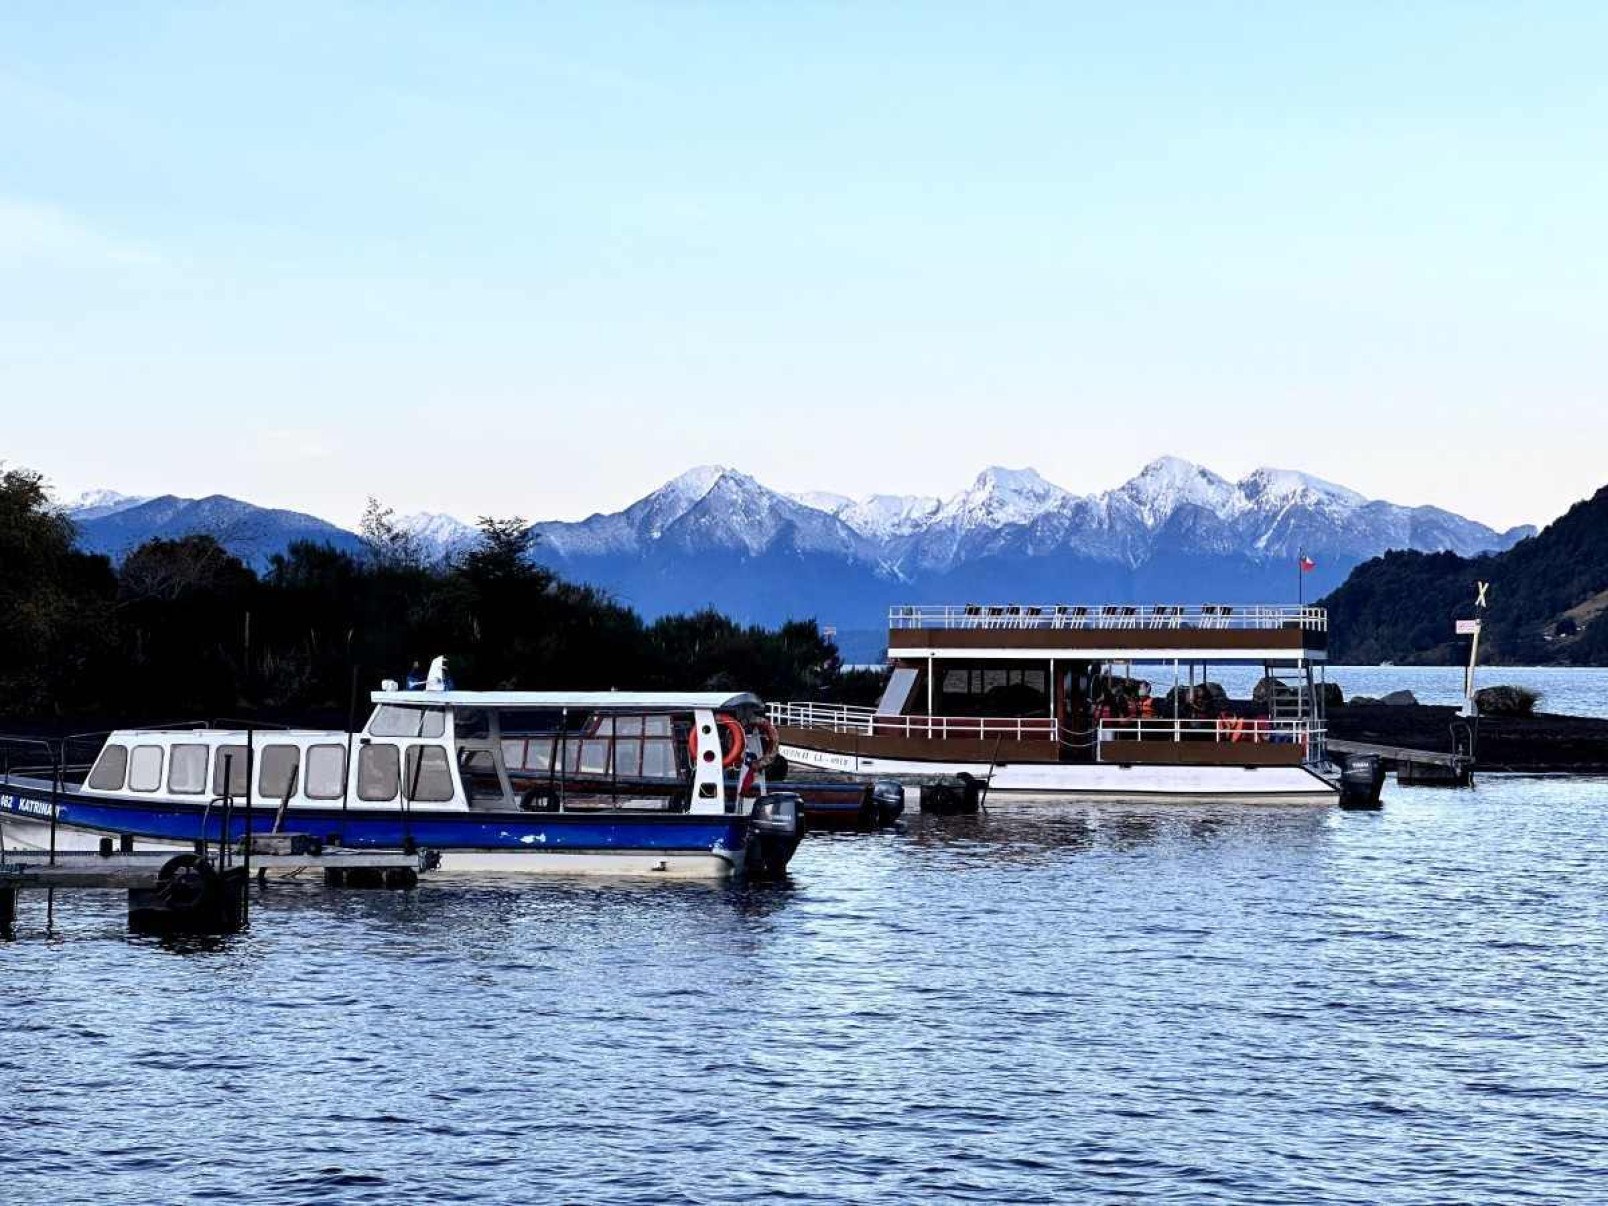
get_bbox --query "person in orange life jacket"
[1135,682,1156,720]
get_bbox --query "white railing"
[768,702,876,735]
[869,714,1058,742]
[769,703,1058,743]
[1097,717,1325,754]
[889,603,1327,632]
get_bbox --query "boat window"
[305,744,347,800]
[87,744,129,791]
[578,737,611,776]
[212,745,249,798]
[258,745,300,800]
[128,745,164,793]
[369,705,445,739]
[939,666,1048,717]
[642,737,677,780]
[166,744,209,795]
[458,748,507,806]
[613,715,644,738]
[614,737,643,777]
[403,745,455,802]
[644,715,672,738]
[454,708,489,739]
[357,743,400,802]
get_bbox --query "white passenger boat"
[0,689,803,879]
[772,603,1339,805]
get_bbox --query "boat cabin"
[79,691,774,815]
[773,604,1330,770]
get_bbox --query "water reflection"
[5,779,1608,1203]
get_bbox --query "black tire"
[157,853,217,911]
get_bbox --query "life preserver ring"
[687,714,747,769]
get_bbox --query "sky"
[1,2,1604,532]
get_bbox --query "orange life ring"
[687,714,747,769]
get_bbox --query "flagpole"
[1297,551,1303,606]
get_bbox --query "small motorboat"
[0,683,803,880]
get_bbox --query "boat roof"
[369,690,765,712]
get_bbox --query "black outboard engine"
[744,791,805,880]
[869,780,905,827]
[920,773,984,816]
[1338,755,1386,810]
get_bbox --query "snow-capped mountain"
[518,458,1532,644]
[60,489,151,521]
[533,467,869,561]
[52,458,1535,653]
[397,512,479,559]
[67,494,364,569]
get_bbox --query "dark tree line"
[0,468,878,728]
[1322,485,1608,665]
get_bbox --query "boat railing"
[768,702,877,735]
[1098,717,1325,754]
[888,603,1328,632]
[769,703,1058,742]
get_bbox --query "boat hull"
[0,781,775,879]
[778,743,1338,805]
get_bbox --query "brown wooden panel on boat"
[775,726,1062,764]
[889,627,1323,652]
[1098,741,1308,766]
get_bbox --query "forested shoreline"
[1322,485,1608,665]
[0,467,880,731]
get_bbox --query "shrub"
[1474,685,1541,717]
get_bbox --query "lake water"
[4,670,1608,1203]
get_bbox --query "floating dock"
[0,844,436,935]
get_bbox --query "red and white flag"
[1298,553,1317,572]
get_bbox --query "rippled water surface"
[6,777,1608,1203]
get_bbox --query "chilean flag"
[1298,553,1317,572]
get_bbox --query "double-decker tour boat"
[772,603,1339,805]
[0,687,803,879]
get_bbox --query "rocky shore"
[1329,703,1608,774]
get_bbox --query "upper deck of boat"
[886,603,1328,661]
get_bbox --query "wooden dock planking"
[1326,738,1470,769]
[0,848,431,888]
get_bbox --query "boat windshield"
[467,708,694,812]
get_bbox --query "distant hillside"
[1322,486,1608,665]
[72,494,364,570]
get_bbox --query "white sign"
[1455,619,1482,635]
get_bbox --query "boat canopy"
[368,689,766,714]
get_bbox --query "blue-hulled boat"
[0,688,803,879]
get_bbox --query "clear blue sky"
[2,2,1603,530]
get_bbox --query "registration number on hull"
[0,792,57,819]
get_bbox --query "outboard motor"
[919,773,984,816]
[1338,755,1386,810]
[745,791,805,880]
[869,780,905,827]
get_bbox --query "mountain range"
[58,459,1534,661]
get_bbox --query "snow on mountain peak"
[659,464,732,502]
[943,466,1070,527]
[1238,467,1365,510]
[1113,457,1238,526]
[59,489,150,520]
[398,512,478,550]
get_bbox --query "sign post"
[1460,582,1489,717]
